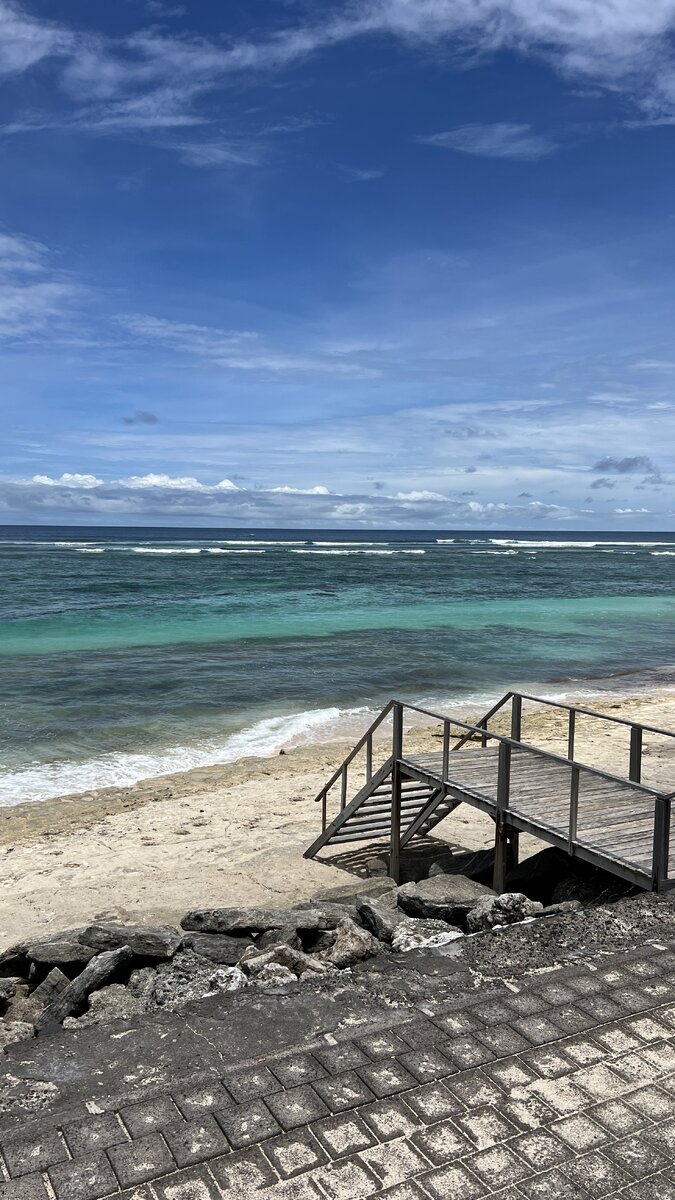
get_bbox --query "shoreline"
[1,686,675,947]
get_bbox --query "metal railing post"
[390,703,404,883]
[630,726,643,784]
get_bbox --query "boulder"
[504,847,571,904]
[10,968,69,1023]
[181,932,255,963]
[152,950,234,1010]
[256,927,301,952]
[24,937,98,969]
[63,983,150,1029]
[397,875,495,924]
[208,967,249,993]
[254,963,297,987]
[466,892,544,933]
[430,846,515,887]
[356,893,404,942]
[0,1020,35,1051]
[391,918,463,953]
[79,922,181,959]
[321,918,378,969]
[541,900,581,917]
[35,946,133,1030]
[0,979,17,1007]
[0,945,27,978]
[181,907,345,936]
[239,944,327,978]
[309,878,397,905]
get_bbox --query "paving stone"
[108,1133,175,1189]
[643,1116,675,1152]
[403,1082,461,1122]
[591,1025,643,1055]
[172,1083,234,1121]
[215,1099,282,1148]
[421,1161,487,1199]
[209,1146,277,1192]
[455,1106,519,1150]
[0,1177,49,1200]
[590,1099,648,1136]
[313,1042,370,1075]
[443,1036,496,1070]
[624,1015,674,1042]
[620,987,655,1012]
[513,1129,568,1170]
[262,1177,324,1200]
[467,1144,531,1190]
[62,1112,128,1158]
[658,1003,675,1030]
[432,1011,478,1038]
[269,1054,327,1088]
[521,1046,574,1079]
[622,1177,675,1200]
[262,1129,328,1178]
[447,1070,505,1109]
[360,1097,421,1140]
[315,1154,380,1199]
[610,1052,657,1087]
[163,1117,229,1168]
[565,975,605,997]
[115,1188,154,1200]
[397,1019,444,1050]
[409,1118,472,1166]
[504,991,549,1017]
[570,1064,626,1101]
[638,1039,675,1072]
[47,1154,118,1200]
[551,1115,607,1152]
[361,1138,430,1188]
[511,1016,565,1046]
[625,957,665,978]
[398,1048,453,1084]
[355,1030,410,1061]
[560,1150,630,1197]
[473,1026,531,1056]
[265,1085,329,1132]
[2,1130,69,1178]
[311,1071,374,1113]
[536,983,579,1005]
[527,1076,590,1115]
[355,1060,417,1098]
[560,1038,607,1067]
[481,1059,538,1092]
[472,1001,515,1025]
[625,1084,675,1119]
[153,1165,222,1199]
[575,995,627,1022]
[225,1066,283,1102]
[312,1113,378,1159]
[547,1005,595,1034]
[119,1096,182,1139]
[377,1183,428,1200]
[603,1132,673,1178]
[518,1168,594,1199]
[501,1095,556,1132]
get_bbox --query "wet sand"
[1,691,674,947]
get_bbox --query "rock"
[24,937,97,969]
[430,847,515,887]
[309,878,396,905]
[356,894,404,942]
[152,950,228,1010]
[63,983,150,1029]
[79,922,182,959]
[0,946,27,978]
[397,875,495,924]
[540,900,582,917]
[321,917,378,968]
[466,892,544,932]
[256,927,301,952]
[254,963,296,987]
[208,967,249,993]
[181,932,255,963]
[0,979,17,1007]
[391,918,463,953]
[29,967,69,1008]
[239,944,327,978]
[35,946,133,1030]
[0,1020,34,1051]
[363,855,390,877]
[303,903,360,926]
[505,847,572,904]
[127,966,158,1002]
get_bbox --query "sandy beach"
[2,689,675,949]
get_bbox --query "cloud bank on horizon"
[1,0,674,527]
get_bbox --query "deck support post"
[389,703,404,883]
[493,741,512,893]
[653,795,671,892]
[508,828,520,868]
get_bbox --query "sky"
[1,1,675,528]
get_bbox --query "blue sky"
[1,0,675,527]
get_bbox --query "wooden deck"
[305,692,675,891]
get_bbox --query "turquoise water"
[1,526,674,805]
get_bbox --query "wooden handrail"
[452,691,512,751]
[514,691,675,740]
[313,700,395,803]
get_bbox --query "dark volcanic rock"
[25,937,98,969]
[181,906,349,935]
[0,1020,34,1050]
[309,878,396,905]
[35,946,133,1030]
[256,927,301,952]
[181,932,254,963]
[321,918,378,968]
[430,846,515,888]
[504,847,572,904]
[356,892,404,942]
[397,874,495,924]
[79,922,182,959]
[0,979,17,1007]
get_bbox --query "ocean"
[1,525,675,807]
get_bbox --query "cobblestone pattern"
[3,943,675,1198]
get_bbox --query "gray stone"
[0,1019,34,1050]
[240,943,327,978]
[540,901,582,918]
[181,931,254,963]
[321,917,379,968]
[63,982,151,1028]
[209,966,249,992]
[29,967,69,1007]
[256,927,301,951]
[78,922,182,959]
[310,878,397,905]
[397,874,495,923]
[151,949,234,1009]
[254,963,297,987]
[0,978,17,1006]
[466,892,544,932]
[24,937,97,968]
[356,894,404,942]
[35,946,133,1029]
[391,918,463,953]
[0,944,27,977]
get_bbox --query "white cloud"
[419,123,556,160]
[31,472,103,488]
[0,228,81,339]
[270,484,332,495]
[0,1,72,76]
[122,473,206,489]
[392,489,447,500]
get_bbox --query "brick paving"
[3,942,675,1197]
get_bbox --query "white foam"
[291,549,426,556]
[490,539,675,549]
[651,551,675,556]
[131,547,203,554]
[205,548,265,554]
[0,704,372,806]
[77,548,104,553]
[435,539,456,543]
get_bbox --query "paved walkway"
[3,941,675,1199]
